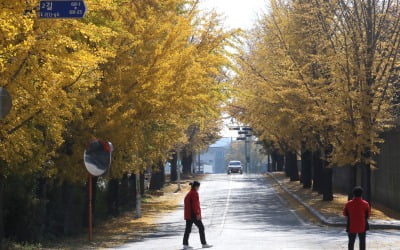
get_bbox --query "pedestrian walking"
[183,181,212,249]
[343,186,371,250]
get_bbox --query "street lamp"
[233,126,253,173]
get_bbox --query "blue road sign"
[39,0,87,19]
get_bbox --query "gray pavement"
[268,173,400,230]
[117,174,400,250]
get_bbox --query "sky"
[199,0,267,30]
[199,0,267,142]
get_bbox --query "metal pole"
[88,174,93,241]
[244,138,248,173]
[177,151,181,191]
[135,173,141,218]
[249,137,251,173]
[230,137,232,173]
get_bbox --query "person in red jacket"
[343,186,371,250]
[183,181,212,249]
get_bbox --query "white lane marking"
[290,209,307,226]
[272,183,307,226]
[220,174,233,234]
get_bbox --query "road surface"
[118,174,400,250]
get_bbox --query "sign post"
[84,140,113,241]
[88,173,93,241]
[39,0,87,18]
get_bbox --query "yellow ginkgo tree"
[233,0,400,202]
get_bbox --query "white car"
[227,161,243,174]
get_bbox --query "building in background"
[194,146,227,174]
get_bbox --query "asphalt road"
[117,174,400,250]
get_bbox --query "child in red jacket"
[183,181,212,249]
[343,186,371,250]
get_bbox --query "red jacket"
[184,189,201,220]
[343,197,371,233]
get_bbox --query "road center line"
[220,174,233,234]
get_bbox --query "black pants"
[348,232,366,250]
[183,219,206,245]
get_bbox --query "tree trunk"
[364,0,374,205]
[301,150,312,189]
[361,163,372,203]
[160,162,165,187]
[120,173,129,208]
[149,168,161,190]
[284,152,290,177]
[107,178,119,216]
[0,176,4,242]
[285,151,299,181]
[322,167,333,201]
[267,153,271,172]
[128,174,137,207]
[312,151,323,194]
[63,181,75,235]
[271,151,277,172]
[169,152,178,182]
[300,162,304,184]
[182,150,193,176]
[348,165,357,200]
[321,147,333,201]
[140,173,145,196]
[149,162,165,190]
[37,178,48,240]
[277,153,284,171]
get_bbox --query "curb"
[267,173,400,230]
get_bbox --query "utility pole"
[231,126,253,173]
[244,137,249,173]
[229,137,233,173]
[248,137,251,173]
[135,173,141,218]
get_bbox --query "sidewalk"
[268,172,400,230]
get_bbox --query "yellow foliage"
[0,0,234,181]
[233,0,400,167]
